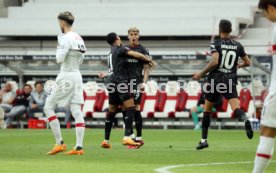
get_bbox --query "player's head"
[57,11,74,33]
[128,27,140,46]
[4,82,12,92]
[23,84,32,94]
[106,32,122,46]
[259,0,276,22]
[219,19,232,34]
[34,81,44,93]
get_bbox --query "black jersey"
[125,44,149,83]
[209,38,246,75]
[107,45,130,83]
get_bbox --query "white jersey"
[261,26,276,128]
[56,31,86,72]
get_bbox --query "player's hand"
[98,72,107,79]
[140,83,147,92]
[192,72,202,81]
[31,104,38,109]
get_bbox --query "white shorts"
[44,71,84,109]
[261,92,276,128]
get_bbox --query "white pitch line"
[155,160,276,173]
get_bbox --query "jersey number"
[108,54,113,72]
[220,50,237,69]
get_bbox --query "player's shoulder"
[138,44,150,54]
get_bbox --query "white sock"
[45,108,63,145]
[253,136,274,173]
[70,104,85,149]
[201,139,206,143]
[49,118,63,145]
[130,133,136,139]
[104,139,109,143]
[136,137,143,141]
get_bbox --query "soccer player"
[45,11,86,155]
[192,19,253,150]
[253,1,276,172]
[100,32,154,148]
[124,27,150,148]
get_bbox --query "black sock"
[105,111,116,140]
[124,107,135,136]
[76,146,82,151]
[60,140,64,145]
[202,112,211,140]
[135,111,143,137]
[234,108,247,121]
[122,110,133,134]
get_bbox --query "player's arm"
[56,35,70,64]
[143,64,150,83]
[127,50,152,63]
[237,44,250,68]
[192,52,219,80]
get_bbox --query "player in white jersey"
[253,1,276,172]
[45,11,86,155]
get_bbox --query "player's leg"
[228,98,253,139]
[191,106,203,130]
[64,104,85,155]
[44,80,72,155]
[134,104,143,141]
[196,99,214,150]
[101,104,118,149]
[122,98,141,146]
[253,126,276,173]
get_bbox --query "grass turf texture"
[0,129,275,173]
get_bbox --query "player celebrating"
[253,1,276,172]
[45,11,86,155]
[124,27,150,148]
[192,19,253,150]
[100,32,154,148]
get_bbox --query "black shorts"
[106,81,132,105]
[204,82,238,103]
[131,83,142,105]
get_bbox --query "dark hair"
[219,19,232,33]
[24,84,32,89]
[106,32,118,45]
[259,0,276,10]
[58,11,74,26]
[34,81,43,87]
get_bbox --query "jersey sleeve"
[210,41,219,54]
[238,44,247,58]
[119,46,130,55]
[56,34,71,64]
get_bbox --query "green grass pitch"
[0,129,275,173]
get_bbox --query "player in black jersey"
[192,19,253,150]
[122,27,151,148]
[100,32,154,148]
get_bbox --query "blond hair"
[58,11,74,25]
[128,27,140,34]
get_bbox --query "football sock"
[70,104,85,148]
[123,110,134,134]
[124,107,135,136]
[253,136,274,173]
[136,137,143,141]
[45,108,63,145]
[134,111,143,137]
[234,108,247,121]
[191,111,199,126]
[104,111,116,140]
[201,112,211,141]
[75,146,83,151]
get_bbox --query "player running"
[253,1,276,172]
[100,32,154,148]
[45,11,86,155]
[192,19,253,150]
[123,27,150,149]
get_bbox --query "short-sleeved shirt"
[108,45,130,83]
[209,38,246,75]
[125,44,149,84]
